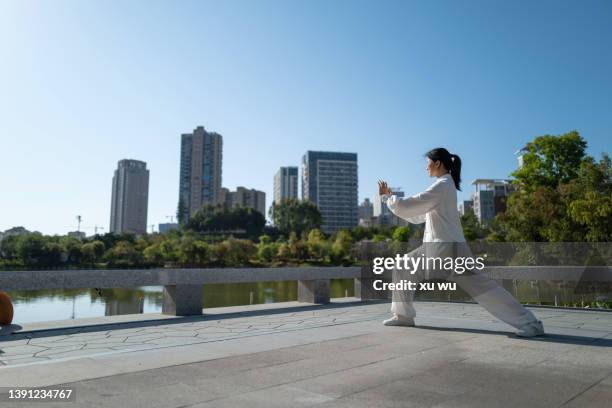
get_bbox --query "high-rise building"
[224,186,266,216]
[358,198,376,227]
[358,198,374,221]
[515,145,529,169]
[219,187,230,206]
[302,151,358,233]
[178,126,223,223]
[458,200,474,216]
[274,167,298,204]
[471,179,515,224]
[110,159,149,234]
[374,188,409,226]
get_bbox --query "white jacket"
[382,173,466,243]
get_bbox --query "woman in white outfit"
[378,148,544,337]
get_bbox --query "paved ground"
[0,300,611,407]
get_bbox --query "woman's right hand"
[378,180,393,196]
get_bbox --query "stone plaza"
[1,299,611,407]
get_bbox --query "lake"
[6,279,610,324]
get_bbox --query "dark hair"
[425,147,462,191]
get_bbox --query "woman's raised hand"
[378,180,393,196]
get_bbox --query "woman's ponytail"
[425,148,462,191]
[449,154,462,191]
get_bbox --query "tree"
[461,212,488,241]
[500,131,611,242]
[484,218,507,243]
[276,242,291,261]
[330,230,353,264]
[392,226,413,242]
[95,232,136,251]
[350,225,393,242]
[16,233,48,266]
[159,239,179,262]
[350,226,373,242]
[60,236,83,265]
[0,235,20,260]
[221,238,256,266]
[257,236,278,263]
[178,236,211,265]
[568,191,612,241]
[373,234,389,242]
[287,232,308,261]
[210,242,229,266]
[104,241,142,266]
[143,243,164,265]
[256,234,281,263]
[513,130,587,191]
[566,155,612,241]
[81,241,106,264]
[42,242,63,267]
[306,229,329,260]
[270,199,322,237]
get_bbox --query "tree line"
[0,225,415,270]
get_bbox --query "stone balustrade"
[0,265,609,316]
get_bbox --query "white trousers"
[390,245,537,329]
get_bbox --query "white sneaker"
[383,315,415,327]
[516,320,545,337]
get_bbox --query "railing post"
[298,279,330,304]
[162,284,203,316]
[354,267,390,300]
[354,241,389,301]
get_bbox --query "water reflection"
[8,279,610,325]
[7,280,355,324]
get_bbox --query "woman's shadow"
[414,324,612,347]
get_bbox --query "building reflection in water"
[104,297,144,316]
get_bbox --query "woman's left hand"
[378,180,393,195]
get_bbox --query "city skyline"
[1,1,610,235]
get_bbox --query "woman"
[378,148,544,337]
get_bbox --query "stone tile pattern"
[1,302,612,407]
[0,302,388,367]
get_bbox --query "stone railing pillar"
[298,279,330,304]
[162,284,203,316]
[354,264,391,300]
[353,241,390,301]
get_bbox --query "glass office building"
[302,151,358,233]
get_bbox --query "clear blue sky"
[1,0,610,235]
